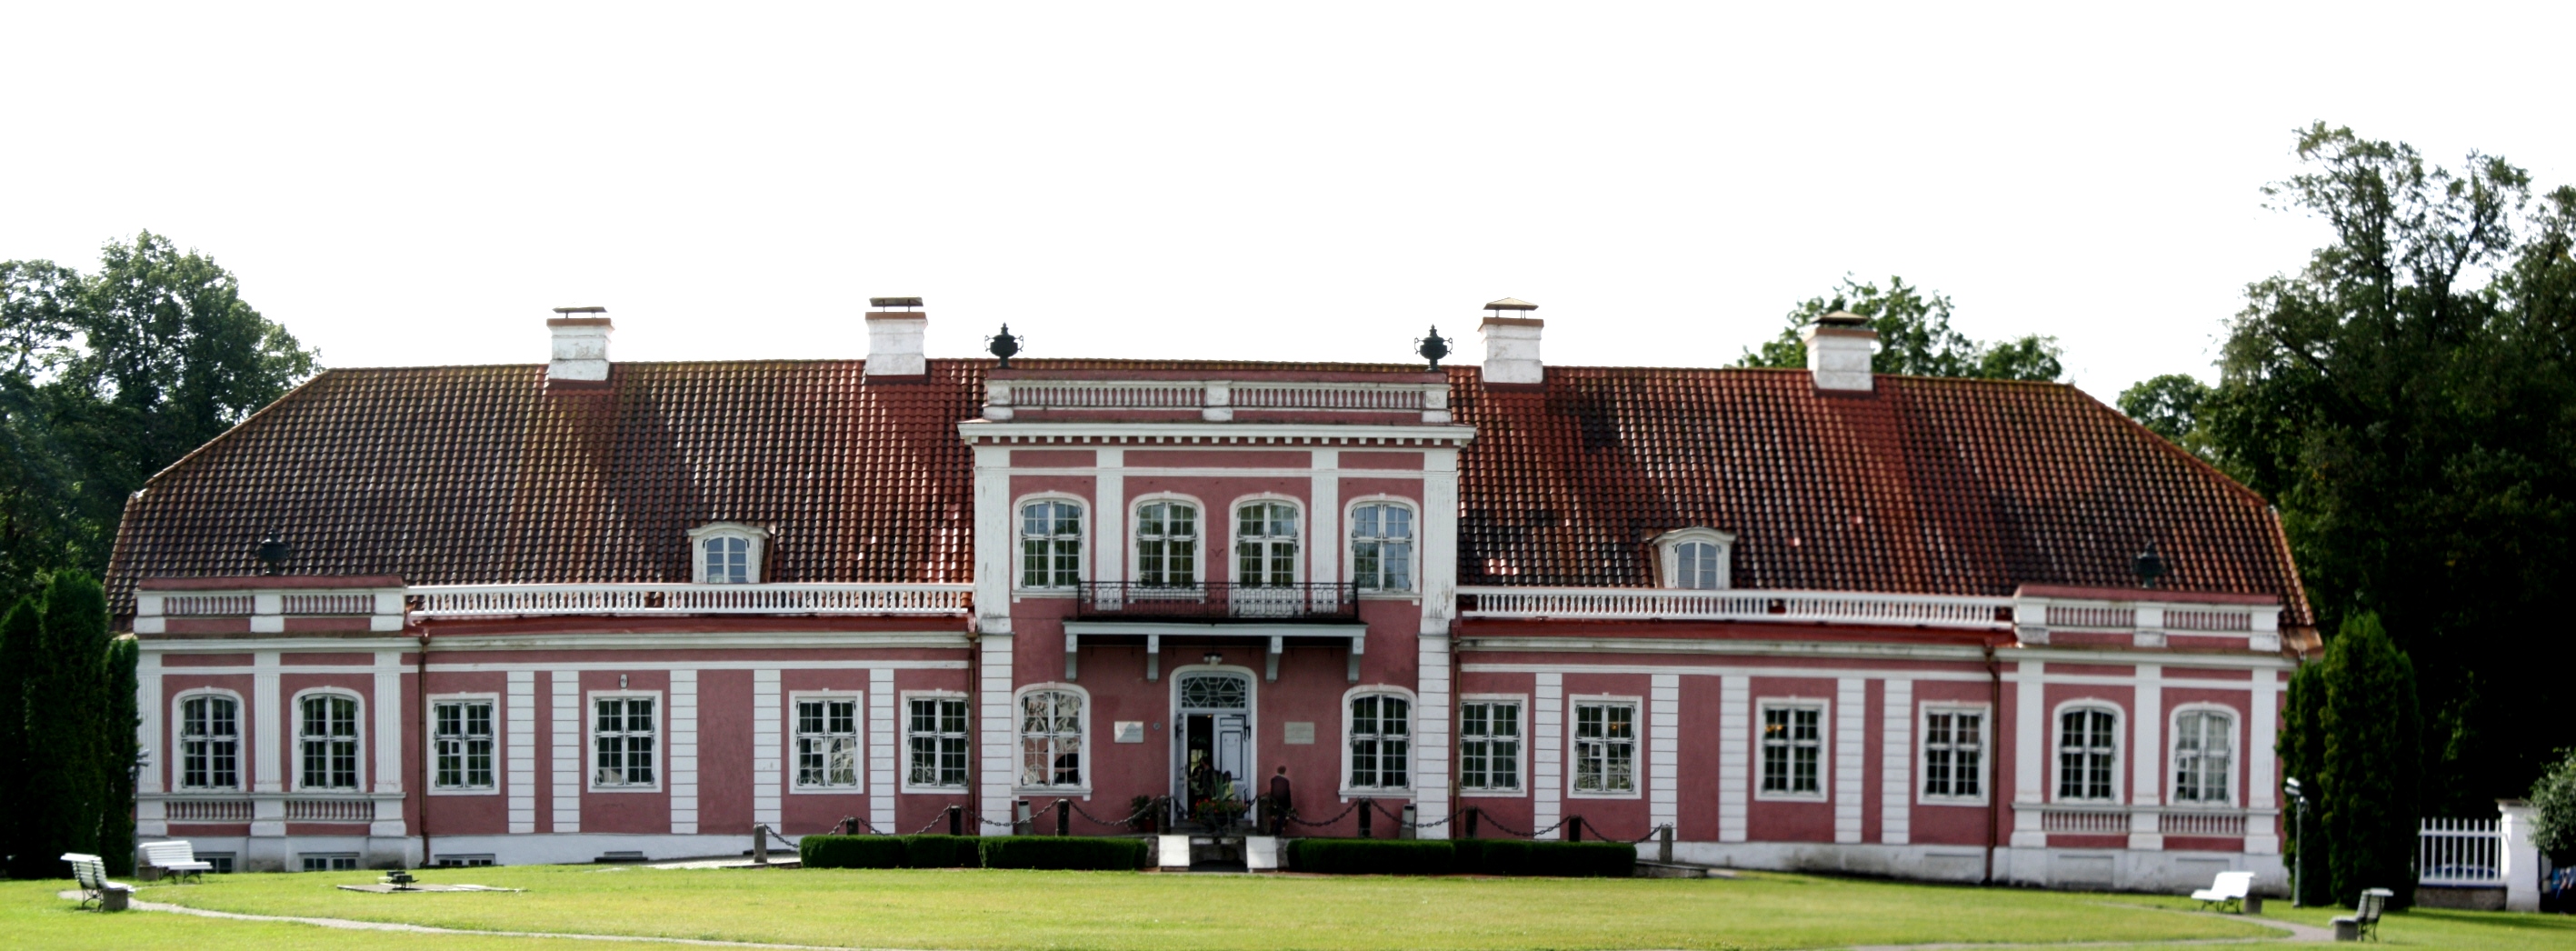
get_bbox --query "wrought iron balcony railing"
[1075,582,1358,623]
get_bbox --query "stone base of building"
[1670,841,2285,894]
[2415,885,2506,911]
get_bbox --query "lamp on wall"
[1203,651,1223,666]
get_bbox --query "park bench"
[2332,887,2391,941]
[61,853,133,912]
[2189,870,2254,913]
[141,840,214,883]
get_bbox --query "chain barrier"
[912,812,952,836]
[1063,797,1158,830]
[1626,823,1674,845]
[1366,799,1454,829]
[1471,810,1567,839]
[831,815,885,836]
[1282,800,1363,827]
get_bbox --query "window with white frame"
[301,853,359,872]
[178,694,240,790]
[1657,528,1734,589]
[907,696,970,788]
[1020,500,1083,589]
[1350,502,1414,592]
[1759,702,1824,796]
[1459,700,1522,792]
[1018,689,1083,788]
[1347,693,1410,790]
[2057,707,2119,801]
[1135,500,1198,587]
[2172,708,2234,805]
[794,696,860,789]
[593,696,658,788]
[433,699,495,791]
[1235,501,1299,587]
[689,524,766,585]
[1572,701,1637,794]
[1920,706,1984,802]
[297,694,360,790]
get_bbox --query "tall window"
[1018,690,1083,788]
[1573,702,1636,794]
[1135,501,1198,586]
[298,694,360,790]
[908,696,970,788]
[1348,694,1410,789]
[2057,707,2118,801]
[1350,503,1414,592]
[594,696,657,788]
[1235,502,1299,587]
[179,695,240,790]
[1021,501,1083,589]
[1760,703,1823,796]
[2172,710,2234,805]
[1922,707,1983,800]
[795,697,860,789]
[1459,700,1521,791]
[433,700,495,790]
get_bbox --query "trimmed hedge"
[979,836,1151,870]
[899,835,983,868]
[1285,838,1454,875]
[799,836,906,869]
[1459,839,1636,877]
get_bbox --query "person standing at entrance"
[1267,766,1293,835]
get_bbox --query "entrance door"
[1174,672,1253,826]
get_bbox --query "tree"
[21,572,109,876]
[2116,373,2218,462]
[0,263,82,607]
[2202,124,2576,805]
[2279,660,2333,906]
[2320,613,2422,908]
[2531,748,2576,859]
[99,636,138,876]
[1735,275,2065,381]
[0,596,36,875]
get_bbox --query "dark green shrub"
[1464,839,1635,877]
[899,835,983,868]
[799,835,905,869]
[1284,838,1453,875]
[2320,614,2421,908]
[977,836,1149,870]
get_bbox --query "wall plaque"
[1113,721,1145,743]
[1282,721,1315,745]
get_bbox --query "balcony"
[1074,582,1357,623]
[409,582,972,618]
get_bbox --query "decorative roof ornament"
[256,530,294,576]
[1414,326,1451,369]
[2134,542,2166,589]
[985,325,1022,369]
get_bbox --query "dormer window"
[687,523,768,585]
[1655,528,1735,590]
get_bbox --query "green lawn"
[5,866,2571,950]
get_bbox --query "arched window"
[1655,528,1735,590]
[1135,500,1198,587]
[297,693,362,791]
[688,524,767,584]
[1020,500,1083,589]
[1350,502,1414,592]
[1235,501,1299,587]
[1018,688,1084,788]
[2172,709,2235,805]
[1347,693,1411,790]
[2056,706,2119,801]
[178,693,241,790]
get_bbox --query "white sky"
[6,3,2573,401]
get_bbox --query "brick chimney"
[547,306,612,385]
[1478,297,1543,385]
[865,296,927,379]
[1805,310,1875,392]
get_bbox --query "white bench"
[2333,887,2391,941]
[61,853,133,911]
[2190,870,2254,913]
[141,840,215,883]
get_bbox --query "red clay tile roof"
[105,358,2309,627]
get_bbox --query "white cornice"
[1061,622,1368,637]
[421,631,971,652]
[957,421,1476,446]
[139,636,416,654]
[2000,646,2294,670]
[1458,636,1991,662]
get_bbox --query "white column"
[1096,448,1125,588]
[2246,668,2281,855]
[972,442,1018,835]
[1310,448,1339,594]
[550,671,581,832]
[137,651,164,796]
[374,652,404,796]
[671,670,700,834]
[1834,678,1865,844]
[1882,679,1913,845]
[507,671,536,833]
[971,445,1015,638]
[2012,660,2045,848]
[1413,632,1452,838]
[978,634,1016,834]
[1532,672,1563,840]
[2130,664,2162,851]
[2502,801,2542,912]
[253,653,283,794]
[1420,448,1459,636]
[752,669,780,827]
[869,668,897,833]
[1719,675,1750,842]
[1649,674,1680,836]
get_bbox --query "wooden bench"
[141,840,215,883]
[2332,887,2391,941]
[61,853,132,911]
[2190,870,2254,913]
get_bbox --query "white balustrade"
[988,378,1449,422]
[2046,605,2137,629]
[1457,586,2012,630]
[285,798,376,823]
[163,799,254,822]
[2159,810,2249,836]
[409,583,972,618]
[162,595,255,616]
[2038,808,2131,834]
[280,593,375,616]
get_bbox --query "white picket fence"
[2419,816,2503,886]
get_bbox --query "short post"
[1659,825,1673,864]
[1014,799,1033,836]
[1358,798,1374,839]
[1463,806,1481,839]
[1569,816,1583,842]
[753,823,770,865]
[1056,799,1071,836]
[1400,803,1418,840]
[947,805,963,836]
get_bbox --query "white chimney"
[865,296,927,378]
[1478,297,1543,385]
[547,306,612,385]
[1804,311,1877,392]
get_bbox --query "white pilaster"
[971,445,1015,637]
[1532,672,1563,840]
[137,651,164,796]
[2246,668,2281,854]
[1835,677,1865,844]
[1881,679,1913,845]
[870,668,897,833]
[1720,675,1750,842]
[508,671,536,833]
[374,651,404,796]
[1310,448,1339,594]
[254,653,283,794]
[1420,447,1459,635]
[550,671,580,832]
[1413,631,1452,838]
[2130,664,2162,850]
[1649,674,1680,836]
[752,669,780,827]
[978,633,1015,834]
[2502,801,2542,912]
[2012,660,2045,848]
[1096,448,1124,587]
[671,670,700,834]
